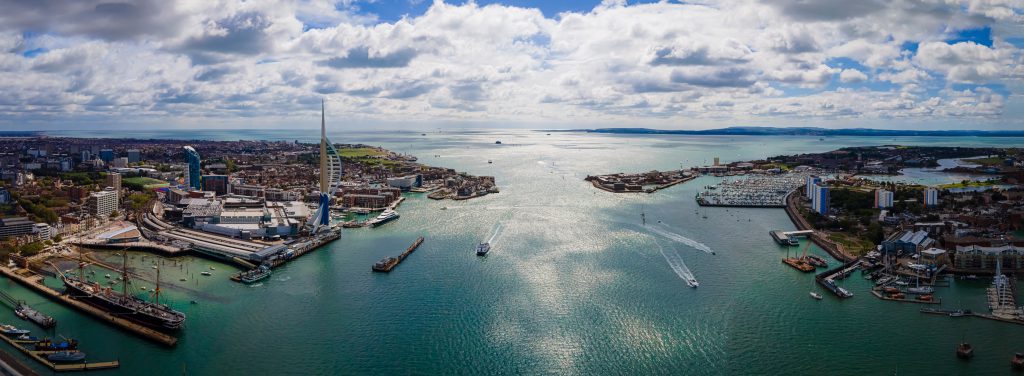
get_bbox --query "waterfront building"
[874,189,893,208]
[952,244,1024,271]
[0,217,35,239]
[87,187,118,218]
[201,174,229,196]
[184,146,202,191]
[386,174,422,191]
[126,149,141,163]
[99,148,115,163]
[882,229,934,254]
[811,184,828,215]
[106,172,122,201]
[309,100,342,234]
[924,187,939,207]
[805,176,821,197]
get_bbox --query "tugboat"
[53,253,186,331]
[367,210,400,228]
[1012,353,1024,370]
[47,351,86,363]
[238,265,271,284]
[476,242,490,256]
[957,342,974,359]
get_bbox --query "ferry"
[810,292,823,300]
[476,242,490,256]
[368,210,400,228]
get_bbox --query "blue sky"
[0,0,1022,130]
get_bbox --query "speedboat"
[810,292,823,300]
[476,242,490,256]
[201,271,211,276]
[0,324,29,336]
[686,278,699,288]
[47,351,86,363]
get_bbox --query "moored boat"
[1012,353,1024,370]
[368,210,400,228]
[957,342,974,359]
[0,324,29,336]
[47,351,86,363]
[34,338,78,351]
[810,292,823,300]
[907,286,934,294]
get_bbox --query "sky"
[1,0,1023,130]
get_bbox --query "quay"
[0,266,178,347]
[769,230,812,246]
[0,325,119,372]
[372,237,425,273]
[783,188,855,262]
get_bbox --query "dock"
[870,290,941,304]
[0,329,119,372]
[0,290,55,329]
[372,237,424,273]
[815,261,860,298]
[0,266,178,347]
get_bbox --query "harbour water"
[2,130,1023,375]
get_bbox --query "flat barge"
[372,237,424,273]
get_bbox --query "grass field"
[337,147,385,158]
[963,156,1003,166]
[828,232,875,256]
[123,177,169,189]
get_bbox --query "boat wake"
[648,224,716,255]
[487,224,503,244]
[657,243,699,287]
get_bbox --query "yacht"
[368,210,400,228]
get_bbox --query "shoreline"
[783,189,856,262]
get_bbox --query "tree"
[866,222,884,244]
[109,210,119,219]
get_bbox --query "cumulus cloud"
[0,0,1021,128]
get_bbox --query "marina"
[697,173,811,207]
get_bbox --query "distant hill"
[570,127,1024,137]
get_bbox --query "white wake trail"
[656,243,698,286]
[647,224,716,255]
[487,224,503,244]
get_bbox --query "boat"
[54,253,186,331]
[152,265,158,269]
[883,287,900,294]
[201,271,211,276]
[805,255,828,268]
[0,324,29,336]
[15,334,39,342]
[1012,353,1024,370]
[907,286,934,294]
[367,210,400,228]
[875,276,894,286]
[836,287,853,298]
[686,277,699,288]
[104,274,110,279]
[34,338,78,351]
[476,242,490,256]
[495,140,502,144]
[15,303,56,328]
[894,281,908,286]
[810,292,823,300]
[209,266,216,270]
[957,343,974,359]
[239,265,271,284]
[949,309,970,317]
[917,295,934,301]
[488,160,493,164]
[47,351,86,363]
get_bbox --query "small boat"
[917,295,934,302]
[152,265,158,269]
[810,292,823,300]
[487,160,492,164]
[949,310,969,317]
[34,338,78,351]
[1012,353,1024,370]
[209,266,216,270]
[0,324,29,336]
[15,334,39,342]
[47,351,86,363]
[805,255,828,268]
[104,274,111,279]
[908,286,934,294]
[894,281,908,286]
[179,278,187,282]
[201,271,211,276]
[495,140,502,144]
[686,278,699,288]
[957,342,974,359]
[883,287,900,294]
[476,242,490,256]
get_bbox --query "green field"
[963,156,1003,166]
[123,176,169,189]
[337,147,386,158]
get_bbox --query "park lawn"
[829,232,875,256]
[123,177,169,189]
[337,147,385,158]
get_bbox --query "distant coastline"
[556,127,1024,137]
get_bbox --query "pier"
[814,261,860,298]
[0,326,119,372]
[0,266,178,347]
[372,237,425,273]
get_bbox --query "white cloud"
[0,0,1021,129]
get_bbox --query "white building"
[874,189,893,208]
[87,188,118,218]
[924,188,939,207]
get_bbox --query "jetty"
[814,261,859,298]
[0,266,178,347]
[0,329,119,372]
[870,289,941,304]
[372,237,425,273]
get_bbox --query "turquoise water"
[1,131,1022,375]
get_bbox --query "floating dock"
[870,290,941,304]
[372,237,425,273]
[0,329,119,372]
[0,266,177,347]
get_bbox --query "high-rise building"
[111,157,129,168]
[874,189,893,209]
[805,176,821,197]
[924,188,939,208]
[106,172,122,201]
[201,175,229,196]
[713,157,720,166]
[80,150,91,163]
[87,188,118,218]
[126,149,141,163]
[811,184,829,215]
[183,146,202,191]
[309,100,342,234]
[99,149,115,163]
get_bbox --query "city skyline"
[1,0,1023,130]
